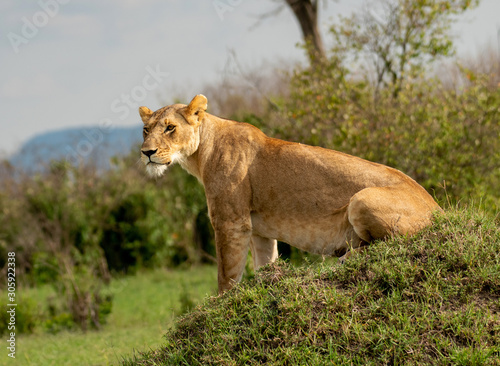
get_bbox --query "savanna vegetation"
[0,0,498,364]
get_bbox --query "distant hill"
[9,125,142,173]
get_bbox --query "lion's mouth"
[147,161,171,166]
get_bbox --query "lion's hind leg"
[339,186,412,264]
[327,204,367,263]
[250,234,278,270]
[346,185,434,245]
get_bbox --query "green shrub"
[0,297,39,335]
[43,312,75,334]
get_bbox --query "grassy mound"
[126,207,500,365]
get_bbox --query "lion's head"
[139,94,207,177]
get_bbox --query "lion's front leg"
[212,217,252,294]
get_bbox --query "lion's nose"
[142,149,158,158]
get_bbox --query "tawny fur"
[139,95,441,293]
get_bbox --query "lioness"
[139,94,441,293]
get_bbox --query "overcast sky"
[1,0,499,157]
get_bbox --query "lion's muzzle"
[142,149,158,158]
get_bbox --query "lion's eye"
[143,128,149,135]
[164,125,175,133]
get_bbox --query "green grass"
[127,206,500,365]
[9,265,217,366]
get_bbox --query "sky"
[0,0,499,157]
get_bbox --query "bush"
[43,312,75,334]
[0,297,39,335]
[0,148,211,279]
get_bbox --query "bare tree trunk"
[285,0,326,62]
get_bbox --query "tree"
[330,0,480,97]
[284,0,326,62]
[261,1,331,63]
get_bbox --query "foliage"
[9,266,217,365]
[43,312,76,334]
[0,298,39,335]
[330,0,480,96]
[125,206,500,365]
[0,151,209,280]
[0,150,210,332]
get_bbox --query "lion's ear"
[183,94,207,125]
[139,106,153,124]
